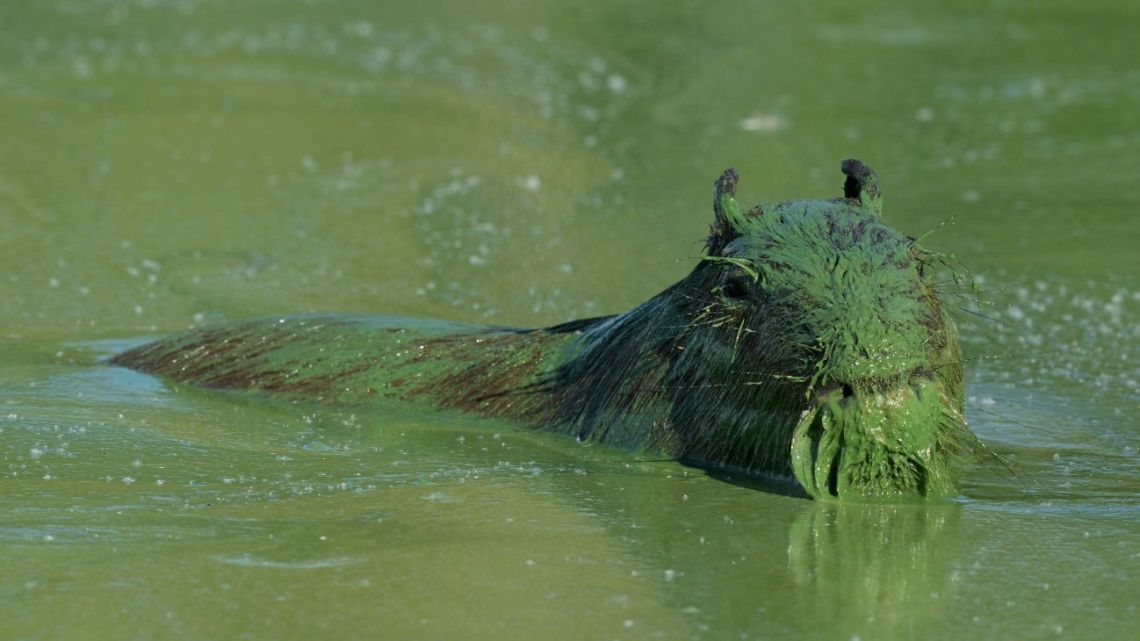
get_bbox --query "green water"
[1,1,1137,639]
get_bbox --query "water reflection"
[786,501,962,635]
[503,457,977,638]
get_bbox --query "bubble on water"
[740,113,788,132]
[577,70,599,92]
[346,20,374,38]
[72,56,93,78]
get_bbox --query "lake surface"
[1,1,1136,639]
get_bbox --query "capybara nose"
[815,382,856,404]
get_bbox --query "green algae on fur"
[111,159,981,500]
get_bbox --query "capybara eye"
[723,275,752,300]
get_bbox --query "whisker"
[930,349,1062,373]
[955,307,1011,325]
[967,402,1054,435]
[909,214,960,247]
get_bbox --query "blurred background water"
[1,1,1136,639]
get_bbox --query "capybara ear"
[841,159,883,215]
[707,168,746,255]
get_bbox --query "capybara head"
[662,160,979,500]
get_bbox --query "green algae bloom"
[112,160,981,501]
